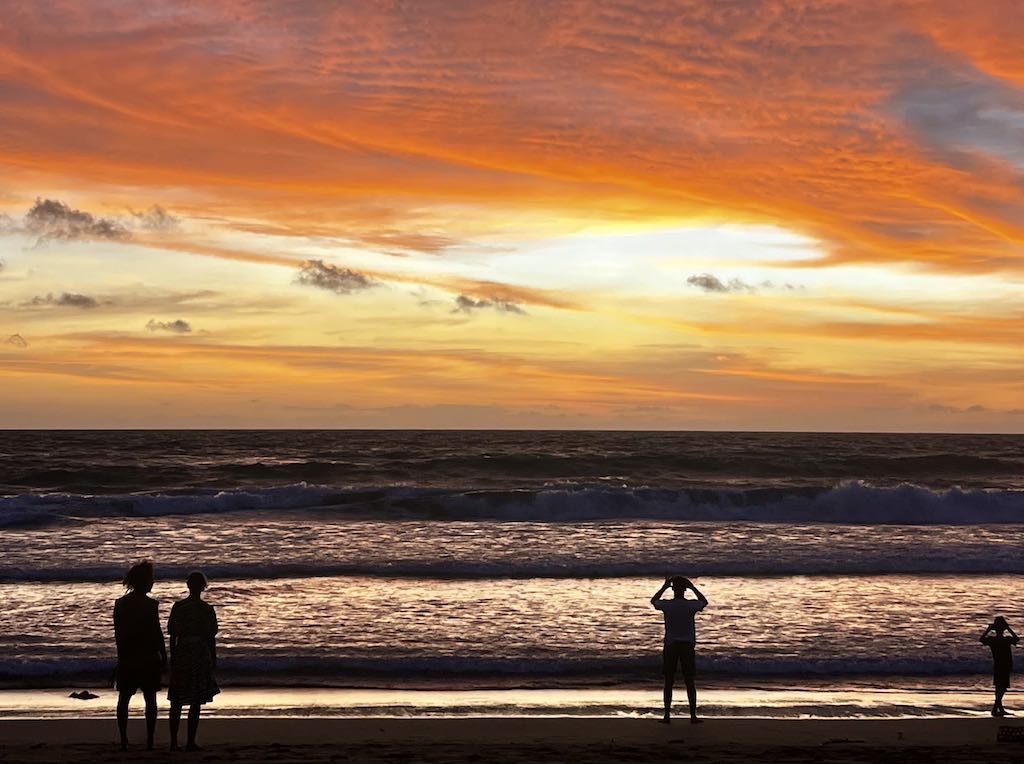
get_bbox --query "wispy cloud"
[130,205,180,232]
[24,292,100,308]
[146,319,192,333]
[295,259,379,295]
[4,334,29,348]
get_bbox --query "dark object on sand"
[69,691,99,700]
[997,726,1024,743]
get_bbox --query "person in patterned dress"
[167,571,219,751]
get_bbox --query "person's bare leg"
[661,675,673,722]
[169,702,182,750]
[143,690,158,750]
[995,687,1007,715]
[685,674,702,723]
[116,691,131,750]
[186,704,202,750]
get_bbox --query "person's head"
[123,561,154,594]
[670,576,689,596]
[994,616,1009,633]
[186,570,208,596]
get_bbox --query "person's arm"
[113,601,124,657]
[208,606,219,670]
[167,603,178,655]
[153,602,167,666]
[980,624,994,644]
[1008,623,1020,645]
[650,577,672,607]
[688,580,708,607]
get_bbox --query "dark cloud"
[25,292,100,308]
[146,319,192,333]
[892,68,1024,173]
[686,274,798,294]
[452,294,526,315]
[131,205,181,232]
[24,198,131,243]
[929,401,991,413]
[295,259,378,295]
[4,334,28,348]
[687,273,750,293]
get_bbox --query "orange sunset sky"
[1,1,1023,430]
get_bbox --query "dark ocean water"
[0,430,1021,690]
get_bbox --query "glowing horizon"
[1,1,1023,430]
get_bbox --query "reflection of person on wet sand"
[651,575,708,724]
[113,561,167,751]
[981,616,1019,717]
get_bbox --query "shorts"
[115,655,162,695]
[662,640,696,680]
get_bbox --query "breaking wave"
[3,481,1024,528]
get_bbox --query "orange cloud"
[1,1,1022,275]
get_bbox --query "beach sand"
[2,718,1022,763]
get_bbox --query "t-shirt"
[983,634,1019,669]
[654,597,706,644]
[113,592,164,661]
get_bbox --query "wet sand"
[1,717,1022,763]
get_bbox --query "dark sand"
[2,718,1023,763]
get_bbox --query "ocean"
[1,430,1022,718]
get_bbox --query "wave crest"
[3,481,1024,528]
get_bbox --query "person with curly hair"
[113,561,166,751]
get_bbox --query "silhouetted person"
[114,561,166,751]
[981,616,1019,716]
[651,575,708,723]
[167,571,220,751]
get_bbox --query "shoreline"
[1,718,1022,763]
[0,685,1007,720]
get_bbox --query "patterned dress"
[167,596,220,705]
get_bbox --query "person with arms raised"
[651,575,708,724]
[981,616,1019,717]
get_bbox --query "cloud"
[5,334,29,348]
[295,259,379,295]
[685,274,799,294]
[131,205,180,232]
[686,274,758,293]
[356,230,463,256]
[24,198,130,243]
[925,401,995,413]
[452,294,526,315]
[25,292,100,308]
[146,319,192,333]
